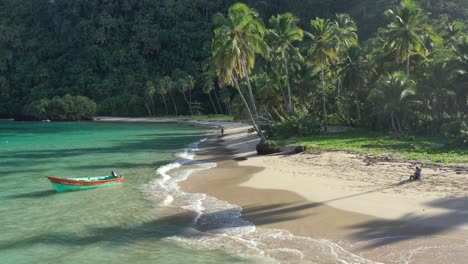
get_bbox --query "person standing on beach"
[221,128,224,136]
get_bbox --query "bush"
[273,109,321,138]
[23,94,96,121]
[23,98,49,120]
[441,120,468,145]
[98,94,145,116]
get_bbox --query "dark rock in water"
[256,142,280,155]
[234,157,248,161]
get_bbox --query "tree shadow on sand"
[346,196,468,250]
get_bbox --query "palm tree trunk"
[321,63,328,132]
[169,94,178,116]
[283,56,294,114]
[161,94,168,115]
[345,91,351,125]
[234,80,267,143]
[406,49,410,77]
[356,98,362,123]
[144,102,152,117]
[208,92,218,114]
[396,115,402,133]
[189,89,192,114]
[182,92,192,115]
[390,111,396,132]
[277,75,289,113]
[213,89,224,114]
[243,70,262,128]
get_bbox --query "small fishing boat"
[47,171,124,193]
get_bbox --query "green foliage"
[0,0,466,156]
[24,94,96,121]
[296,129,468,163]
[441,120,468,145]
[273,109,321,137]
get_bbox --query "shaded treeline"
[0,0,466,141]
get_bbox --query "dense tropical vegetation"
[0,0,466,146]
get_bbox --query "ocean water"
[0,121,268,264]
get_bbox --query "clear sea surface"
[0,121,263,264]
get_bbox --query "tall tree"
[179,75,195,115]
[268,13,304,114]
[383,0,430,76]
[369,72,417,133]
[212,3,269,143]
[144,81,156,116]
[336,45,370,125]
[160,76,177,116]
[201,73,219,114]
[156,79,169,115]
[307,17,338,132]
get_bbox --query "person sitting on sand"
[409,167,422,181]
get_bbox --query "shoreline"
[96,117,468,263]
[180,123,468,263]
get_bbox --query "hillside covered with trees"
[0,0,466,141]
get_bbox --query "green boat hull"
[51,182,123,193]
[47,175,124,193]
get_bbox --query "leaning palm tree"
[179,75,195,115]
[160,76,177,116]
[212,3,269,143]
[144,81,156,116]
[307,17,338,132]
[201,72,218,114]
[369,72,417,133]
[383,0,430,77]
[268,13,304,114]
[336,45,370,125]
[156,79,169,115]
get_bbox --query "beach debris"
[281,145,305,154]
[256,142,280,155]
[234,157,248,161]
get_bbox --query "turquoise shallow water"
[0,121,257,264]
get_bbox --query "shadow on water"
[0,134,204,166]
[3,190,56,199]
[0,204,304,250]
[68,160,171,171]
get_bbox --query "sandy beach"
[181,123,468,263]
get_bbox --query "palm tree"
[383,0,429,77]
[369,72,417,133]
[160,76,177,116]
[201,73,218,114]
[268,13,304,114]
[336,45,370,125]
[144,81,156,116]
[307,17,338,132]
[156,79,169,115]
[212,3,268,143]
[333,14,358,50]
[179,75,195,115]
